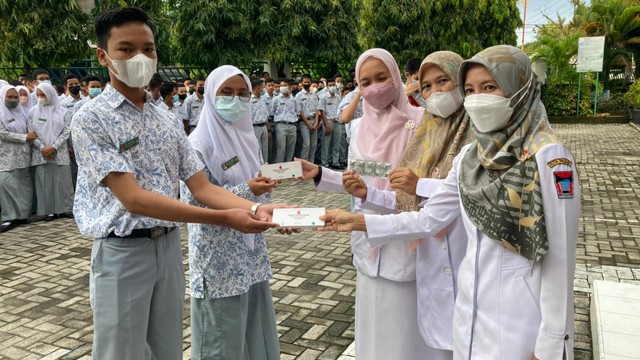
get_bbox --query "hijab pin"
[404,119,416,130]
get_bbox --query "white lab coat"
[316,118,432,360]
[358,178,467,352]
[365,143,579,360]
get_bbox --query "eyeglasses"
[217,89,251,102]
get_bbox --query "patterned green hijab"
[458,45,558,264]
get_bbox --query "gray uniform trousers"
[321,118,343,167]
[299,117,318,163]
[90,229,184,360]
[274,122,297,163]
[253,125,268,163]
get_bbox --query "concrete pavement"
[1,123,639,359]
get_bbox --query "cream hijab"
[396,51,470,213]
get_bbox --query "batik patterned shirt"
[180,151,272,299]
[71,85,203,238]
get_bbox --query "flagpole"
[521,0,528,50]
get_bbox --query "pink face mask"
[360,82,396,110]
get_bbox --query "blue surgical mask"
[215,96,249,123]
[39,79,51,85]
[173,94,179,104]
[88,88,102,97]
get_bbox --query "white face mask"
[104,52,157,89]
[215,97,249,123]
[280,86,290,95]
[37,98,47,106]
[463,76,532,133]
[426,89,463,118]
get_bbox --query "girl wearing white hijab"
[27,83,74,220]
[0,85,38,232]
[180,65,280,360]
[16,85,34,115]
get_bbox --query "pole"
[577,73,582,116]
[594,72,599,118]
[521,0,528,50]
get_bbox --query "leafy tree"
[93,0,178,64]
[359,0,521,66]
[571,0,640,86]
[529,18,584,84]
[0,0,92,71]
[174,0,361,73]
[174,1,255,68]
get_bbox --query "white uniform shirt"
[316,119,416,282]
[358,178,467,350]
[364,143,580,360]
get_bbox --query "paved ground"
[1,123,639,359]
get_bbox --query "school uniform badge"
[553,171,574,199]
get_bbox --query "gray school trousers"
[274,122,297,163]
[190,280,280,360]
[90,229,184,360]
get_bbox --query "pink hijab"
[355,49,425,174]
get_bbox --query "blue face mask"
[88,88,102,97]
[215,96,249,123]
[173,94,180,104]
[39,79,51,85]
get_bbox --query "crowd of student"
[0,70,108,232]
[0,6,581,360]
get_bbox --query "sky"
[515,0,591,45]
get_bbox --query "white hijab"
[189,66,263,249]
[16,85,34,115]
[30,83,67,146]
[0,85,28,133]
[189,65,262,189]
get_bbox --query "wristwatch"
[250,202,263,215]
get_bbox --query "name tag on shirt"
[38,118,46,123]
[118,137,140,153]
[222,156,240,171]
[7,118,15,123]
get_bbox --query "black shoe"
[14,219,30,225]
[0,221,17,232]
[58,213,74,219]
[44,214,55,221]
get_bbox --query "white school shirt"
[364,143,580,360]
[316,118,416,282]
[358,178,467,351]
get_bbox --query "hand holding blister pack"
[348,159,393,178]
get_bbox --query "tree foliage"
[359,0,521,66]
[529,18,584,84]
[93,0,177,64]
[571,0,640,85]
[0,0,92,70]
[174,0,361,69]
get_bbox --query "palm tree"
[572,0,640,87]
